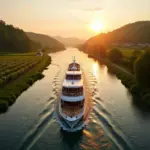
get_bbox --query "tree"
[129,50,142,73]
[134,50,150,88]
[98,44,107,58]
[0,20,41,53]
[107,48,123,63]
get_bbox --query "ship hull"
[58,101,84,131]
[61,114,84,131]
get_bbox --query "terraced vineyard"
[0,54,51,112]
[0,56,42,86]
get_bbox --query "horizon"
[1,0,150,39]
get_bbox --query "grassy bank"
[0,54,51,113]
[97,55,150,107]
[83,44,150,106]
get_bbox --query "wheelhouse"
[68,63,80,71]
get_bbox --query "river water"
[0,48,150,150]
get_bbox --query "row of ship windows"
[62,87,83,93]
[66,75,81,80]
[61,100,84,106]
[62,88,83,96]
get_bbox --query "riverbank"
[0,54,51,113]
[95,56,150,107]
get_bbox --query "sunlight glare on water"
[92,61,99,79]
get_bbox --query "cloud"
[84,7,103,12]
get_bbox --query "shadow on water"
[131,95,150,118]
[105,67,118,80]
[60,129,83,149]
[0,108,8,114]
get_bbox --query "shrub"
[0,100,8,112]
[108,48,123,64]
[129,84,140,94]
[134,50,150,88]
[140,89,150,98]
[27,78,34,85]
[32,72,44,80]
[121,58,130,66]
[142,93,150,104]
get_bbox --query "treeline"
[79,42,150,105]
[107,48,150,105]
[0,20,66,53]
[0,20,41,53]
[86,21,150,46]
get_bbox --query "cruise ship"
[59,58,85,130]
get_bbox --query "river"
[0,48,150,150]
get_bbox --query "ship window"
[62,87,83,96]
[61,100,84,107]
[66,75,81,80]
[68,88,82,93]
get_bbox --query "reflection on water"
[61,129,83,149]
[92,61,98,79]
[0,48,150,150]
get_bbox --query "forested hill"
[53,36,84,47]
[86,21,150,46]
[26,32,65,52]
[0,20,41,53]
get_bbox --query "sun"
[90,20,104,33]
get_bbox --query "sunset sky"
[1,0,150,39]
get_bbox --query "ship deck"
[61,105,83,117]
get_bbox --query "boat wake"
[19,61,133,150]
[55,69,92,132]
[18,64,61,150]
[85,70,133,150]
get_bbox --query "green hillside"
[26,32,65,52]
[86,21,150,46]
[0,20,40,53]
